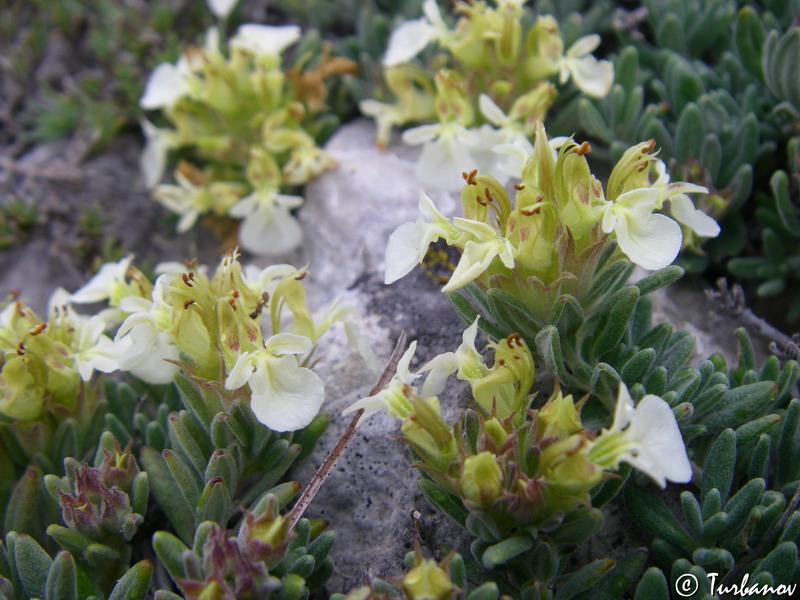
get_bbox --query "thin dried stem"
[286,331,409,530]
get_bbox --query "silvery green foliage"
[729,154,800,320]
[624,399,800,598]
[553,0,800,312]
[0,374,333,599]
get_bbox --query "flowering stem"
[286,331,409,530]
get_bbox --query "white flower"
[73,316,120,381]
[115,312,180,385]
[140,57,193,110]
[403,122,478,191]
[140,119,175,189]
[652,161,720,238]
[70,256,134,304]
[153,172,204,233]
[420,318,485,397]
[343,341,420,423]
[591,384,692,488]
[224,333,323,431]
[207,0,237,19]
[558,34,614,98]
[443,218,516,292]
[601,187,682,270]
[231,24,301,57]
[383,0,448,67]
[385,193,462,285]
[229,189,304,256]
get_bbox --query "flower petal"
[567,55,614,98]
[615,212,682,270]
[669,195,720,238]
[383,19,437,67]
[238,203,303,256]
[232,24,301,56]
[207,0,237,19]
[567,34,601,58]
[265,332,313,356]
[479,94,507,126]
[625,395,692,487]
[140,63,187,110]
[251,355,324,431]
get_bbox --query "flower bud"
[401,395,457,471]
[459,452,503,507]
[537,387,582,440]
[402,558,455,600]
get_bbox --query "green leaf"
[633,567,669,600]
[590,286,640,359]
[466,582,500,600]
[572,549,646,600]
[778,399,800,487]
[701,429,737,503]
[486,288,544,345]
[634,266,684,296]
[152,531,189,583]
[722,478,765,537]
[553,559,614,600]
[417,479,468,527]
[163,449,202,509]
[748,434,771,481]
[753,541,798,586]
[195,478,232,525]
[591,464,631,508]
[14,534,52,600]
[624,486,693,551]
[577,98,613,142]
[680,491,703,542]
[735,6,766,79]
[549,507,604,545]
[700,382,777,433]
[676,103,706,164]
[46,551,77,600]
[4,468,39,536]
[294,413,330,461]
[481,535,533,570]
[535,326,568,382]
[108,560,152,600]
[141,447,195,544]
[772,170,800,232]
[620,348,657,385]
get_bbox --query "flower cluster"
[361,0,614,191]
[385,122,719,320]
[0,289,118,422]
[140,18,354,255]
[347,321,691,532]
[65,251,370,432]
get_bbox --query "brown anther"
[643,139,656,153]
[181,272,195,287]
[227,297,237,308]
[484,188,492,202]
[29,323,46,336]
[513,354,521,360]
[498,358,506,366]
[184,258,198,269]
[507,333,522,347]
[15,302,26,317]
[462,169,478,185]
[514,184,525,190]
[575,141,591,156]
[16,342,24,355]
[8,289,19,300]
[476,195,489,206]
[520,207,541,216]
[232,290,240,299]
[295,271,308,281]
[637,162,649,172]
[183,299,195,309]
